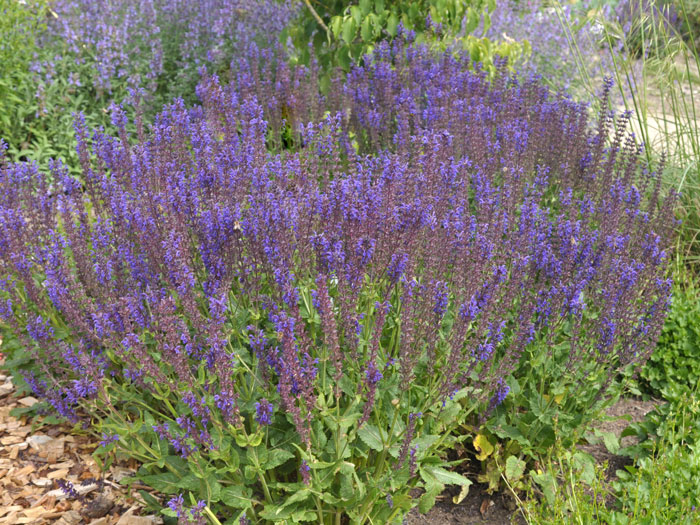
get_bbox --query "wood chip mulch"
[0,354,164,525]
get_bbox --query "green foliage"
[0,1,133,170]
[54,287,482,524]
[517,390,700,524]
[0,0,52,163]
[482,328,628,495]
[91,353,474,522]
[675,0,700,49]
[1,53,122,171]
[282,0,524,72]
[640,279,700,399]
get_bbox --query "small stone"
[0,381,13,396]
[17,397,38,407]
[55,510,82,525]
[116,511,159,525]
[26,434,64,456]
[81,496,114,519]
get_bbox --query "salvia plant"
[0,41,677,523]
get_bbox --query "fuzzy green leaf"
[357,424,385,451]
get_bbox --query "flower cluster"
[0,40,677,520]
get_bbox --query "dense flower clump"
[0,41,677,520]
[32,0,297,99]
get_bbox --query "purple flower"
[299,460,311,485]
[99,433,119,447]
[254,398,274,426]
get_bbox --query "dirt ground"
[407,397,660,525]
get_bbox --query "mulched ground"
[0,349,661,524]
[0,355,160,525]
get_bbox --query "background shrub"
[283,0,526,73]
[0,0,296,171]
[640,278,700,399]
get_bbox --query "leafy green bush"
[283,0,525,72]
[640,277,700,399]
[0,0,51,160]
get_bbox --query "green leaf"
[361,16,373,42]
[264,449,295,470]
[596,430,621,454]
[244,465,257,480]
[234,432,248,447]
[248,431,263,447]
[357,424,385,451]
[531,471,556,506]
[350,6,362,26]
[280,488,311,508]
[138,490,162,511]
[220,486,253,509]
[423,466,472,487]
[176,474,201,492]
[339,473,354,500]
[572,452,595,485]
[505,456,526,482]
[341,18,357,45]
[418,480,443,514]
[359,0,372,15]
[139,472,181,494]
[386,13,399,37]
[259,504,296,521]
[463,8,479,34]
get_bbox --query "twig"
[303,0,329,34]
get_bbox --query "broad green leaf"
[531,471,556,506]
[280,488,311,508]
[339,473,354,500]
[424,466,472,487]
[572,452,596,485]
[139,472,180,494]
[176,473,201,492]
[361,16,373,42]
[418,481,442,514]
[463,8,479,34]
[264,449,294,470]
[259,504,296,521]
[386,13,399,37]
[220,486,253,509]
[596,430,621,454]
[357,424,385,451]
[330,16,343,39]
[505,456,526,482]
[341,18,357,45]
